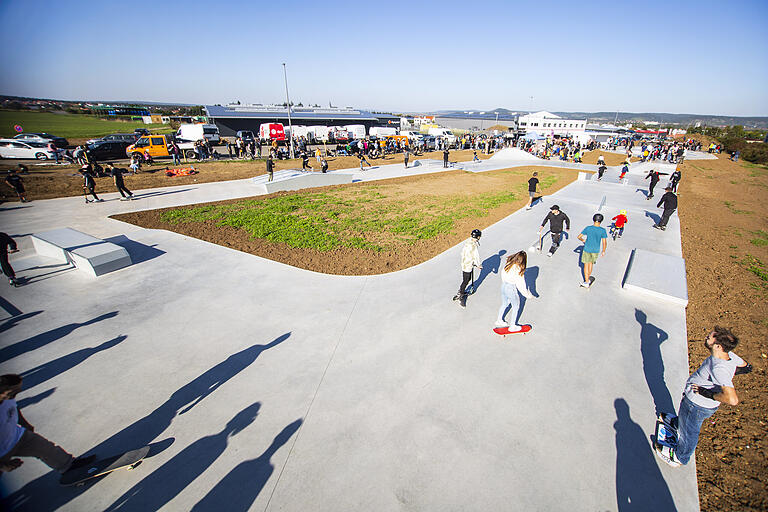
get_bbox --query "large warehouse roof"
[205,104,396,122]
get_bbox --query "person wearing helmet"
[577,214,608,287]
[611,209,628,239]
[538,204,570,257]
[454,229,483,308]
[645,169,661,200]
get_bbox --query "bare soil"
[114,166,575,275]
[0,150,491,202]
[677,155,768,511]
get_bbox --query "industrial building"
[204,104,399,137]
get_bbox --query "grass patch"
[0,110,171,139]
[750,230,768,247]
[724,201,754,215]
[741,254,768,284]
[159,184,526,251]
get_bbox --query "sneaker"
[120,197,129,201]
[96,199,105,202]
[452,294,460,301]
[652,224,661,230]
[654,445,681,467]
[69,454,97,470]
[526,206,532,210]
[494,321,508,328]
[580,281,590,288]
[547,252,553,258]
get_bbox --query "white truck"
[428,127,457,144]
[310,126,330,142]
[176,123,221,144]
[344,124,366,140]
[369,126,397,137]
[284,125,315,141]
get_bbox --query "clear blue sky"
[1,0,766,116]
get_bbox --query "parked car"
[86,140,132,161]
[86,133,138,145]
[13,132,69,148]
[134,128,151,137]
[0,139,61,160]
[236,130,255,142]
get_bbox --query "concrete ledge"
[622,248,688,306]
[31,228,132,277]
[259,173,354,193]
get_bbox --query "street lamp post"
[282,63,295,159]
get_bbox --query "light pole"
[282,63,295,159]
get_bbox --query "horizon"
[1,0,766,117]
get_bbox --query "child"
[495,251,535,328]
[619,163,629,180]
[4,169,27,202]
[453,229,482,308]
[473,150,480,162]
[611,209,628,239]
[130,154,141,174]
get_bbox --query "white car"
[0,139,60,160]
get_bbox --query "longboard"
[60,446,150,487]
[493,324,532,337]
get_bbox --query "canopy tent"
[523,131,544,140]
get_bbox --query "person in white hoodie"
[495,251,535,328]
[453,229,482,308]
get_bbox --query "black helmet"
[471,229,482,239]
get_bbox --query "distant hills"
[431,108,768,129]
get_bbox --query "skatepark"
[0,150,703,510]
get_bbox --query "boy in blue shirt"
[577,214,608,287]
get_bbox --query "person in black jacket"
[105,164,134,200]
[4,169,27,203]
[654,187,678,231]
[645,169,661,200]
[79,165,103,203]
[1,232,20,286]
[538,205,570,256]
[443,148,450,168]
[266,155,274,182]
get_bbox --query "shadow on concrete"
[475,250,506,291]
[105,235,165,265]
[0,311,118,364]
[133,188,196,200]
[192,419,303,512]
[635,309,675,415]
[0,206,32,212]
[635,188,650,198]
[21,335,127,391]
[573,245,585,277]
[17,388,56,409]
[514,266,540,324]
[1,333,290,512]
[104,402,263,512]
[19,263,77,285]
[0,311,43,334]
[0,296,23,318]
[614,398,676,511]
[644,210,661,224]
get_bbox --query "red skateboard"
[493,324,532,337]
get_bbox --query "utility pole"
[282,63,295,159]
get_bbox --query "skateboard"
[581,276,596,288]
[60,446,150,487]
[492,324,532,337]
[652,412,678,450]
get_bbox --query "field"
[113,166,573,275]
[0,111,170,142]
[677,155,767,511]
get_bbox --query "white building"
[517,111,587,138]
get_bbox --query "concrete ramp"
[622,248,688,305]
[488,147,542,162]
[32,228,132,277]
[255,172,353,194]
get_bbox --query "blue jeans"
[676,395,717,464]
[496,283,521,325]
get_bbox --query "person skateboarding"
[495,251,535,329]
[321,157,328,173]
[577,213,608,288]
[597,154,605,166]
[619,163,629,180]
[538,204,570,257]
[669,169,681,192]
[656,327,751,467]
[597,164,607,181]
[79,165,103,203]
[453,229,482,308]
[1,232,20,287]
[0,374,96,474]
[645,169,661,200]
[526,172,539,210]
[4,168,28,203]
[653,186,677,231]
[610,209,628,239]
[301,151,313,171]
[105,164,134,201]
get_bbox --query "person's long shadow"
[614,398,676,511]
[0,311,118,363]
[2,333,291,511]
[104,402,263,512]
[17,388,56,409]
[644,210,661,224]
[21,335,127,391]
[474,250,506,290]
[514,266,540,325]
[635,309,674,415]
[0,311,42,334]
[573,245,585,278]
[192,419,303,512]
[635,188,649,198]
